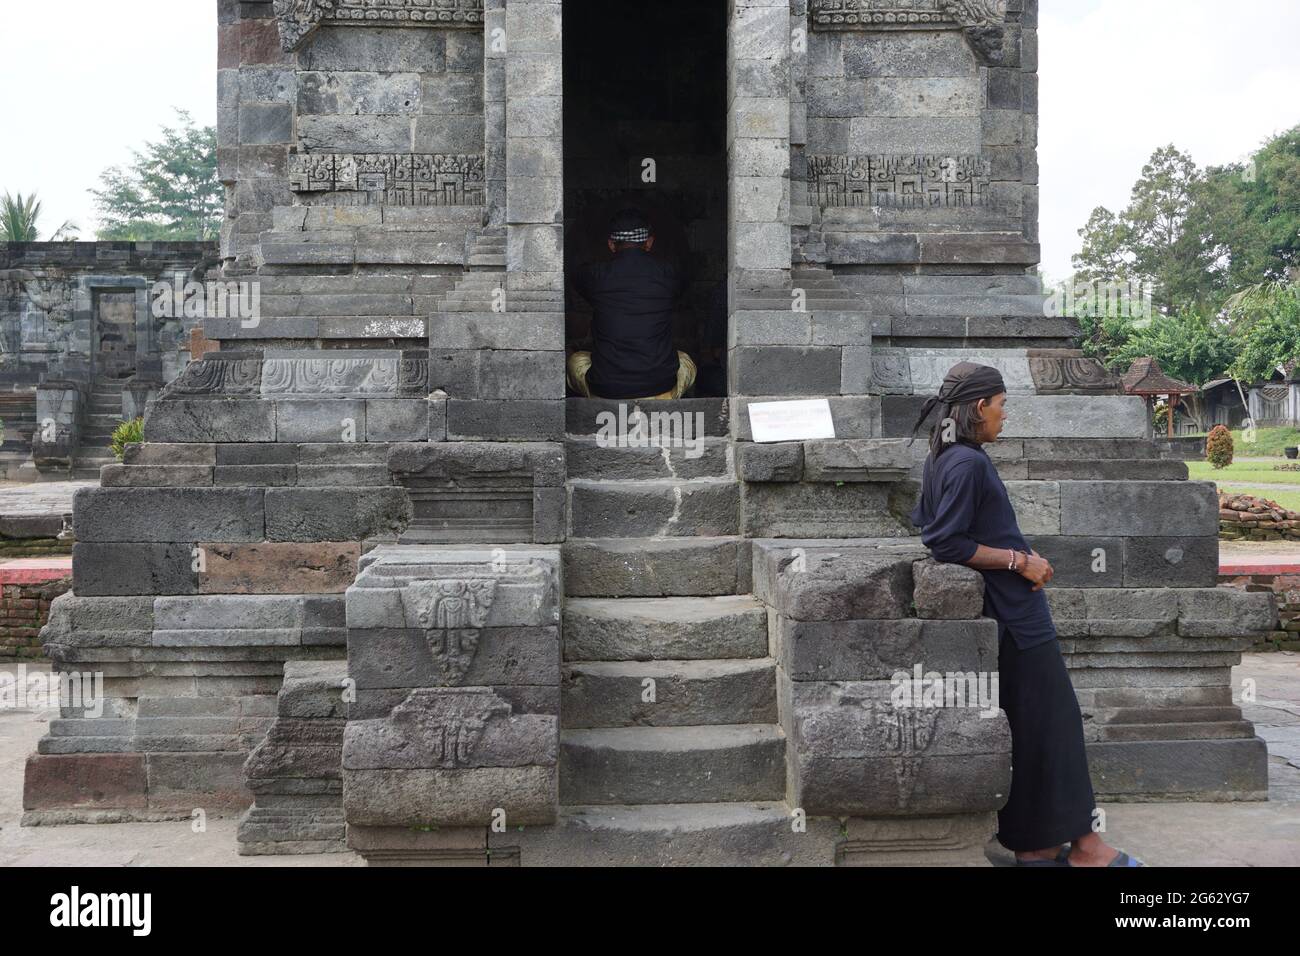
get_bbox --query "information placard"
[746,399,837,443]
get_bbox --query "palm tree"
[1,191,41,241]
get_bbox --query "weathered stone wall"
[0,242,215,473]
[22,0,1282,861]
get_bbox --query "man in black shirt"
[568,209,696,400]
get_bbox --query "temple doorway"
[561,0,729,398]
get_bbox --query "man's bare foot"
[1015,843,1067,863]
[1068,831,1121,867]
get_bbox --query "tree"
[91,109,220,241]
[1,192,40,241]
[1097,310,1238,431]
[1192,129,1300,296]
[0,191,76,242]
[1072,146,1212,315]
[1225,289,1300,384]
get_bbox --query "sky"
[2,0,1299,283]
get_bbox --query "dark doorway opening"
[562,0,728,398]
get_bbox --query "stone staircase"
[71,380,126,479]
[733,264,862,312]
[438,228,563,317]
[558,398,789,828]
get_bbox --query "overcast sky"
[2,0,1298,283]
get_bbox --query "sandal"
[1015,845,1072,867]
[1064,848,1147,867]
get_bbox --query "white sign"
[747,399,836,443]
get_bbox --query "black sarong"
[994,624,1099,851]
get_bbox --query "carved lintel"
[288,153,485,207]
[809,0,1008,65]
[274,0,485,53]
[808,154,991,209]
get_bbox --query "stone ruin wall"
[18,0,1280,864]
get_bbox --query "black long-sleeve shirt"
[573,249,688,399]
[909,440,1057,651]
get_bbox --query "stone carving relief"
[808,154,991,209]
[809,0,1008,64]
[162,355,430,398]
[274,0,485,52]
[386,687,512,768]
[1027,353,1122,394]
[162,357,264,397]
[289,153,486,207]
[874,701,941,809]
[408,578,498,683]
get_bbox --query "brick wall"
[0,577,71,660]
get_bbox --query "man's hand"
[1019,551,1054,591]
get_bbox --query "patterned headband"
[610,227,651,243]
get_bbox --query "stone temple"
[21,0,1278,865]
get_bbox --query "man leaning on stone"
[567,209,697,400]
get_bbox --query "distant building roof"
[1121,357,1198,396]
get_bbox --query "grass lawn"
[1185,425,1300,458]
[1187,461,1300,485]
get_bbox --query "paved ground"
[0,481,94,518]
[2,656,1298,867]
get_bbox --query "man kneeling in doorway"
[568,209,697,400]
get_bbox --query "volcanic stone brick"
[276,400,366,443]
[73,489,265,543]
[563,538,746,598]
[771,551,914,622]
[23,754,148,811]
[802,440,913,482]
[786,681,1011,816]
[348,627,560,688]
[736,442,804,482]
[198,542,362,594]
[446,400,565,441]
[911,559,985,619]
[72,543,200,597]
[732,346,842,396]
[742,483,911,538]
[1059,481,1218,537]
[365,400,430,442]
[264,488,411,542]
[1122,537,1220,588]
[1022,535,1124,588]
[1177,589,1278,638]
[777,618,999,681]
[568,481,740,538]
[145,400,276,443]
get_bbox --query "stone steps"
[562,658,778,728]
[566,435,733,480]
[563,595,769,661]
[558,724,786,805]
[563,536,748,597]
[502,802,836,866]
[567,478,740,538]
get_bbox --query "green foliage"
[1206,424,1234,469]
[91,109,220,241]
[1072,146,1212,315]
[1225,290,1300,383]
[110,418,144,461]
[1106,310,1237,388]
[1,192,41,241]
